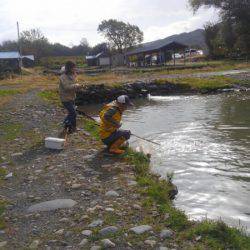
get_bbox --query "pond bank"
[76,75,250,104]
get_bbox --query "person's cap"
[117,95,133,106]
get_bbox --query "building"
[86,52,111,67]
[0,51,21,73]
[22,55,35,67]
[0,51,35,73]
[126,40,188,67]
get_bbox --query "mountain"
[160,29,206,49]
[126,29,207,55]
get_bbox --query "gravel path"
[0,90,178,249]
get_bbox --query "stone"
[81,230,93,237]
[79,239,88,246]
[11,152,23,157]
[160,229,173,239]
[64,231,73,238]
[71,184,82,190]
[47,240,68,246]
[164,213,170,220]
[59,217,70,223]
[105,207,114,212]
[129,225,152,234]
[99,226,118,236]
[105,190,119,197]
[29,240,40,249]
[195,235,202,241]
[90,246,101,250]
[144,240,156,247]
[4,172,13,180]
[101,239,116,248]
[88,219,103,228]
[0,241,7,248]
[27,199,77,213]
[55,229,64,235]
[159,247,169,250]
[127,180,137,186]
[133,204,141,210]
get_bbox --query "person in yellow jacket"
[99,95,132,154]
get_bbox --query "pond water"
[81,91,250,232]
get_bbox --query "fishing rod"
[130,133,160,146]
[76,109,160,146]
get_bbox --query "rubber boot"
[109,137,126,155]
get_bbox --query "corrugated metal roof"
[126,40,187,56]
[86,52,104,60]
[22,55,35,60]
[0,51,20,59]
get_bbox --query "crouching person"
[99,95,132,154]
[59,61,82,134]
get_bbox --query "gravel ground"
[0,89,180,250]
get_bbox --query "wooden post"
[173,50,176,66]
[17,21,22,75]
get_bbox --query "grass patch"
[0,199,7,229]
[123,148,150,176]
[0,89,21,96]
[0,123,22,141]
[82,118,100,139]
[181,220,250,249]
[174,76,236,90]
[0,168,7,180]
[37,89,61,106]
[155,76,243,91]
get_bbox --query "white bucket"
[45,137,65,150]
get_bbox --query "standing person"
[99,95,132,154]
[59,61,82,134]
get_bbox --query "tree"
[189,0,250,56]
[20,28,50,58]
[204,22,220,58]
[91,42,109,55]
[0,40,18,51]
[98,19,143,53]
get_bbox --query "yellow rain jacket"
[99,101,122,140]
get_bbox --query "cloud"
[144,8,219,42]
[0,0,219,46]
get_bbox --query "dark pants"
[102,130,131,147]
[62,101,76,129]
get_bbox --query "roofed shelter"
[126,40,188,67]
[0,51,21,73]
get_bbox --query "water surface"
[82,92,250,232]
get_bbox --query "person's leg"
[105,130,131,154]
[62,101,77,132]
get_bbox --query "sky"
[0,0,219,47]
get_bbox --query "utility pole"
[17,21,22,74]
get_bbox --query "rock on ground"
[105,190,119,197]
[27,199,77,212]
[129,225,152,234]
[160,229,173,239]
[101,239,116,248]
[88,219,103,228]
[99,226,118,236]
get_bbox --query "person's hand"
[75,83,82,89]
[116,123,122,128]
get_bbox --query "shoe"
[68,126,76,134]
[109,137,126,155]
